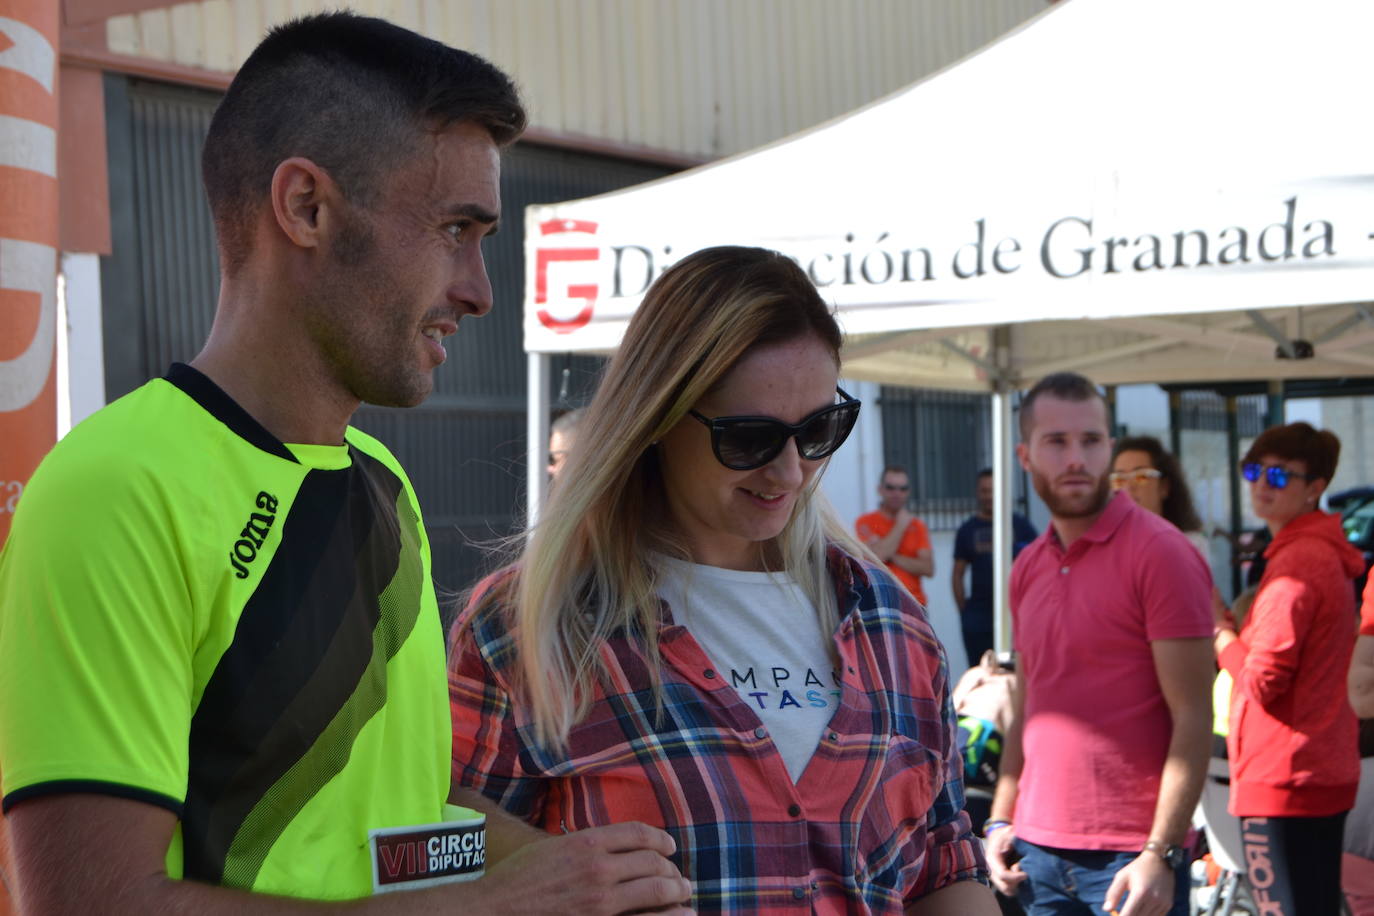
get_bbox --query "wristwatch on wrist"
[1142,839,1185,869]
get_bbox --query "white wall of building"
[1114,383,1169,440]
[925,528,970,681]
[1285,398,1323,428]
[58,253,106,437]
[1294,396,1374,503]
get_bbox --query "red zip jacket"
[1219,510,1363,816]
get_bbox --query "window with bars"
[878,386,1006,531]
[1177,390,1268,436]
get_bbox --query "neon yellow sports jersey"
[0,364,450,900]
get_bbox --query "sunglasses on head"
[689,387,861,471]
[1109,468,1162,488]
[1241,462,1315,489]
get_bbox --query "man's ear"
[269,157,338,250]
[1015,441,1030,472]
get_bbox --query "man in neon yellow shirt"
[0,12,689,914]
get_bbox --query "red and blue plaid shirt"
[448,545,987,914]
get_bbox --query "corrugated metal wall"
[100,77,666,613]
[105,0,1049,159]
[101,76,223,398]
[1178,390,1266,437]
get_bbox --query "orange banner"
[0,0,59,553]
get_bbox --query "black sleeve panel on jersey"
[181,448,415,887]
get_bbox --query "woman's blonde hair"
[499,245,866,748]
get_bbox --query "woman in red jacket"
[1213,422,1364,915]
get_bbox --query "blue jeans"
[1013,838,1190,916]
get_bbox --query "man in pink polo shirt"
[985,372,1213,916]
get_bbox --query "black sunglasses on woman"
[689,387,861,471]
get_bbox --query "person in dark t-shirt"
[951,469,1037,668]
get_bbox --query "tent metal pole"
[992,385,1013,654]
[1226,395,1243,599]
[1246,309,1297,359]
[1266,379,1285,428]
[1169,390,1183,459]
[1357,304,1374,331]
[527,352,551,529]
[991,325,1014,655]
[1315,308,1367,343]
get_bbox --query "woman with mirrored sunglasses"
[1109,435,1209,560]
[1212,422,1363,915]
[448,245,997,915]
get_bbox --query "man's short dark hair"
[976,467,993,481]
[881,465,909,480]
[202,12,527,272]
[1018,372,1106,440]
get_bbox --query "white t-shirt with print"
[655,557,840,783]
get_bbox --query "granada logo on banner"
[0,11,60,546]
[534,219,600,334]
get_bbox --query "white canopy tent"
[521,0,1374,650]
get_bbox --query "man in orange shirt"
[856,465,934,605]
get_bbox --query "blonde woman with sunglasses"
[447,246,996,915]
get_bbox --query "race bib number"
[369,805,486,894]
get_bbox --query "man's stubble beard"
[313,208,432,410]
[1030,467,1111,520]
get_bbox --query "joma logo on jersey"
[229,492,278,579]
